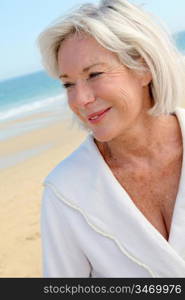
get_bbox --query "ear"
[136,57,152,87]
[141,70,152,87]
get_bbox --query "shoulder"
[175,107,185,119]
[44,134,98,187]
[42,133,106,209]
[175,107,185,134]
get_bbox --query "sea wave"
[0,93,67,122]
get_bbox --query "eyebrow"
[59,63,106,79]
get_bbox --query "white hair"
[37,0,185,116]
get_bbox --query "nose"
[69,80,95,107]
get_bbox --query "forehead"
[57,33,119,74]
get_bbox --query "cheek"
[67,93,85,121]
[67,91,77,111]
[94,76,126,99]
[91,81,115,100]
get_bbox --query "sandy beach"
[0,114,87,277]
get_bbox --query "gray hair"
[37,0,185,116]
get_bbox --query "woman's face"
[58,34,152,142]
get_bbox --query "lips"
[87,107,111,122]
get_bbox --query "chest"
[111,158,182,241]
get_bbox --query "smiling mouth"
[88,107,111,123]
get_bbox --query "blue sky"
[1,0,185,81]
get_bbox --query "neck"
[95,113,180,168]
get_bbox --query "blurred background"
[0,0,185,277]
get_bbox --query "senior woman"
[38,0,185,277]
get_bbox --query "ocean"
[0,71,71,141]
[0,31,185,143]
[0,71,65,121]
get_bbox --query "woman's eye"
[63,82,74,89]
[62,72,103,89]
[89,72,103,79]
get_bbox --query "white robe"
[41,107,185,278]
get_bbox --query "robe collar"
[45,107,185,277]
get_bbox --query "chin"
[92,130,115,143]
